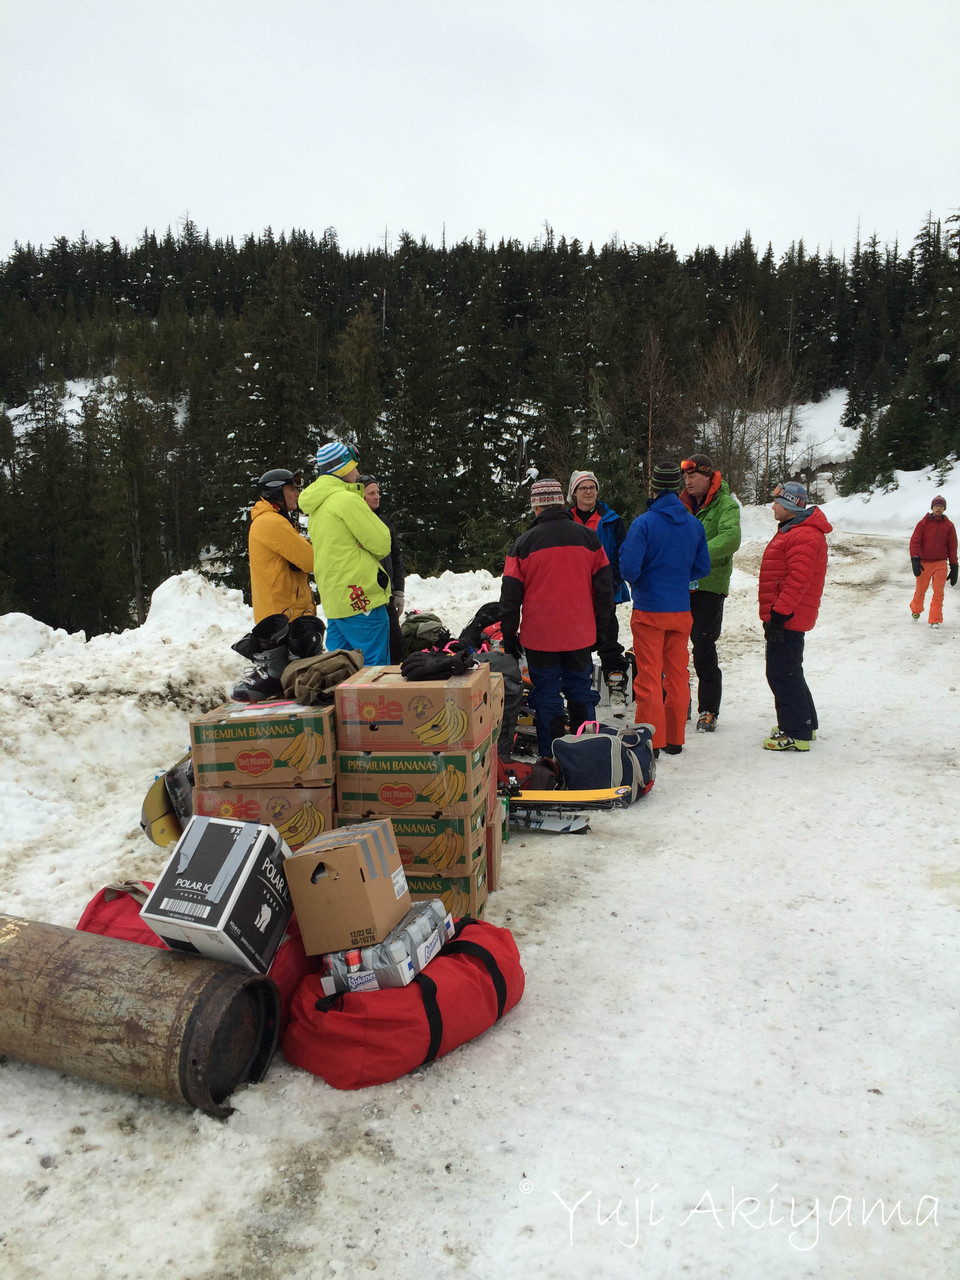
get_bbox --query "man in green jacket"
[680,454,742,732]
[299,441,393,665]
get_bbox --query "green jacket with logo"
[680,474,741,595]
[298,475,392,619]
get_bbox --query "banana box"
[191,703,336,789]
[336,799,486,875]
[405,852,488,920]
[194,785,335,851]
[336,739,492,818]
[485,811,502,893]
[334,665,494,751]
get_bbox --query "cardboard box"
[283,818,411,954]
[336,740,492,818]
[193,785,335,851]
[489,671,505,745]
[405,853,488,920]
[191,702,336,789]
[336,800,486,875]
[485,813,502,893]
[141,816,292,973]
[334,665,494,751]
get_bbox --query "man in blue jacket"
[621,461,710,757]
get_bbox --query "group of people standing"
[501,457,832,757]
[247,443,405,666]
[246,438,842,761]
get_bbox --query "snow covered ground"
[1,463,958,1279]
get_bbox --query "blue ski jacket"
[620,492,710,613]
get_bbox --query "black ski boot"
[287,615,326,660]
[231,613,290,701]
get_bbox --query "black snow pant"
[690,590,725,716]
[765,629,817,740]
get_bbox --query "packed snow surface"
[1,462,958,1278]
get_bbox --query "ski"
[509,809,590,834]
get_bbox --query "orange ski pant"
[631,609,693,748]
[910,560,947,625]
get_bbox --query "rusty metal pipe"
[0,914,279,1117]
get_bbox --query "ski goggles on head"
[771,483,806,507]
[680,459,712,476]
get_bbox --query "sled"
[140,749,194,847]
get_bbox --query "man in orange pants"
[620,461,710,756]
[909,495,957,628]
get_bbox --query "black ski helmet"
[257,468,302,507]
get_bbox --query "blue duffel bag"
[551,721,656,801]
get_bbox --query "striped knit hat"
[530,478,566,508]
[651,461,683,493]
[316,440,359,478]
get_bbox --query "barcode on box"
[160,898,212,919]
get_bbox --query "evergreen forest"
[1,211,957,636]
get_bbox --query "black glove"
[400,648,475,681]
[502,633,523,660]
[911,556,923,578]
[764,609,793,645]
[950,563,958,587]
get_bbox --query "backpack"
[551,721,655,802]
[458,601,502,650]
[282,918,524,1089]
[399,611,451,660]
[496,756,560,793]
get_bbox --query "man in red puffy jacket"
[758,481,831,752]
[909,495,957,628]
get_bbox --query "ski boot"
[605,671,629,708]
[231,613,290,702]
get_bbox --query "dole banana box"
[336,799,486,875]
[334,665,494,752]
[191,703,336,789]
[405,851,488,920]
[194,785,335,851]
[336,739,492,819]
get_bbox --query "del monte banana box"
[405,851,488,920]
[191,702,335,789]
[334,665,494,751]
[194,785,335,851]
[336,800,486,875]
[336,739,492,818]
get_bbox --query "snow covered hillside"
[0,468,958,1280]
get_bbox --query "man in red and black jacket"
[500,478,618,757]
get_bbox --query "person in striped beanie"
[299,440,393,664]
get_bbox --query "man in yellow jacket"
[248,468,317,623]
[299,441,392,664]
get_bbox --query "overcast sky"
[3,0,958,263]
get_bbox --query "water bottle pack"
[319,899,453,995]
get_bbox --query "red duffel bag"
[75,882,320,1034]
[76,881,167,947]
[282,918,524,1089]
